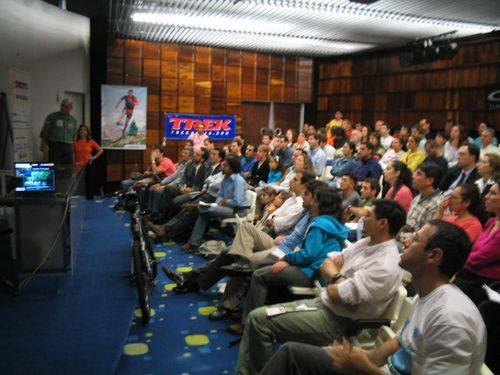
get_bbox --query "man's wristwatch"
[331,272,344,284]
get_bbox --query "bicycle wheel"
[132,240,151,325]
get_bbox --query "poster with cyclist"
[101,85,147,150]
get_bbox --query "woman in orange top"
[73,124,103,199]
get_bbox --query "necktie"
[456,171,466,186]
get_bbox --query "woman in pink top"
[383,161,414,213]
[433,184,485,242]
[454,180,500,305]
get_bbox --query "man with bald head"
[40,98,78,165]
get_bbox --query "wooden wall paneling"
[317,96,328,112]
[256,53,270,100]
[211,48,226,65]
[178,79,195,96]
[107,57,124,76]
[178,96,195,113]
[144,59,160,78]
[125,40,142,58]
[107,74,124,85]
[143,41,161,59]
[147,129,160,147]
[227,65,242,100]
[195,62,211,82]
[242,52,257,100]
[124,40,143,81]
[195,80,212,98]
[143,76,160,95]
[298,57,313,103]
[106,150,124,181]
[241,102,270,145]
[415,92,429,109]
[161,44,178,61]
[351,95,363,111]
[161,95,178,113]
[195,97,211,114]
[124,149,143,174]
[270,55,284,101]
[211,99,226,114]
[284,56,297,102]
[274,103,300,131]
[108,39,125,58]
[328,96,340,113]
[161,78,178,94]
[106,38,314,184]
[124,58,142,80]
[195,46,211,64]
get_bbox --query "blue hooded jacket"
[283,215,347,278]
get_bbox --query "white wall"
[0,0,90,162]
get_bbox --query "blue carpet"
[114,235,240,375]
[0,198,137,375]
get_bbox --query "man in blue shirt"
[272,135,294,169]
[329,141,357,187]
[308,133,327,176]
[352,141,383,184]
[240,144,257,176]
[182,155,249,251]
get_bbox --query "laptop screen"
[14,162,56,192]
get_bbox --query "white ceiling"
[0,0,90,67]
[109,0,500,56]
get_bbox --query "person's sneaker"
[162,266,185,285]
[220,263,253,276]
[227,322,245,336]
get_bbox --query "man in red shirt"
[133,145,176,188]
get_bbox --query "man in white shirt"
[259,220,486,375]
[236,199,407,375]
[379,123,394,151]
[320,133,336,161]
[479,128,500,158]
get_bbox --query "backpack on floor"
[197,240,228,259]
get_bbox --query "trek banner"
[164,113,236,141]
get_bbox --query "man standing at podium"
[40,98,77,165]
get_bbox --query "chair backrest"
[381,284,407,322]
[480,363,494,375]
[320,165,333,181]
[391,296,414,333]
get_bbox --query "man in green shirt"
[40,98,77,165]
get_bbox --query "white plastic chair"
[221,190,258,228]
[320,165,333,181]
[350,285,408,349]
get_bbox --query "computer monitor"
[14,162,56,193]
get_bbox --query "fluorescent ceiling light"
[132,12,295,34]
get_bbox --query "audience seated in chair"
[236,199,406,374]
[240,183,347,328]
[398,163,443,241]
[258,221,486,375]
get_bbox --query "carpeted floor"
[114,223,241,375]
[0,198,137,375]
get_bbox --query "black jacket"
[440,166,479,192]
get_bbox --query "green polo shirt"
[40,111,77,144]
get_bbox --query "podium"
[15,196,71,272]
